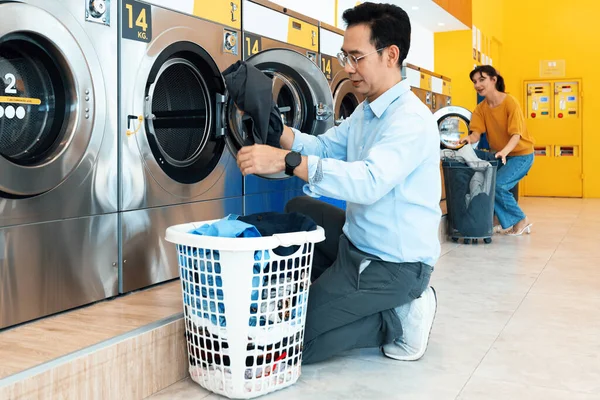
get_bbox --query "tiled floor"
[149,197,600,400]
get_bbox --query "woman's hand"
[495,135,521,165]
[460,132,480,145]
[495,149,508,165]
[459,135,473,145]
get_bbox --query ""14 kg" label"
[122,1,152,43]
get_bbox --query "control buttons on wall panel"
[554,81,579,119]
[526,82,551,119]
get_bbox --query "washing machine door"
[0,2,105,197]
[133,41,228,189]
[331,69,363,126]
[227,48,334,179]
[434,106,473,149]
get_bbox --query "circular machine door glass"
[0,2,99,198]
[227,48,334,179]
[339,92,359,121]
[270,71,304,130]
[149,59,210,166]
[0,34,68,166]
[434,106,473,149]
[333,78,360,126]
[144,44,226,185]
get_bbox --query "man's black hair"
[342,2,411,68]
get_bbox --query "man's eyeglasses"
[337,48,387,69]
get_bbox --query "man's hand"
[237,144,287,176]
[495,149,508,165]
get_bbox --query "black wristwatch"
[284,151,302,176]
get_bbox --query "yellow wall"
[502,0,600,197]
[473,0,503,43]
[434,31,475,110]
[435,0,600,197]
[434,0,504,114]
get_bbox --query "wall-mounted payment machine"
[526,82,551,119]
[554,81,579,119]
[522,79,583,197]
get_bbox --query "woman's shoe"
[505,223,532,236]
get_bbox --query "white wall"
[337,0,361,28]
[405,21,435,71]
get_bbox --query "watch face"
[286,151,302,167]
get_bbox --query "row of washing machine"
[0,0,364,329]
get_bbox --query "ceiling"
[376,0,470,32]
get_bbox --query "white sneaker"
[382,286,437,361]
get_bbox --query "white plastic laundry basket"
[165,220,325,399]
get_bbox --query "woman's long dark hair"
[469,65,505,92]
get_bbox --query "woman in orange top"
[461,65,534,235]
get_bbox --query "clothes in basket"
[183,212,316,329]
[441,147,495,237]
[237,212,317,256]
[179,212,315,393]
[189,214,261,238]
[167,212,324,397]
[178,247,310,329]
[190,212,318,256]
[184,319,303,393]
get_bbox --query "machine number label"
[122,1,152,43]
[320,56,333,81]
[4,73,17,94]
[244,34,261,59]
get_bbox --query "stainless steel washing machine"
[241,0,334,215]
[319,22,364,126]
[118,0,245,293]
[0,0,118,329]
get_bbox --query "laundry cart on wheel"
[442,159,499,244]
[166,220,325,399]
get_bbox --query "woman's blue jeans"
[475,151,534,229]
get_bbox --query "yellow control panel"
[526,82,551,119]
[554,81,579,119]
[287,17,318,52]
[193,0,241,30]
[522,79,583,198]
